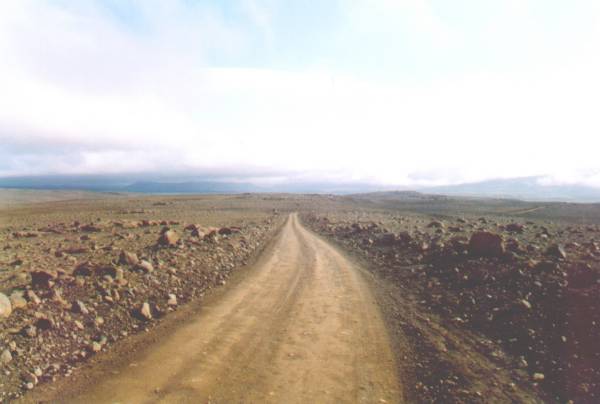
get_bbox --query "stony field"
[303,207,600,403]
[0,194,286,400]
[1,191,599,403]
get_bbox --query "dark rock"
[374,233,396,247]
[218,227,241,235]
[73,262,94,277]
[71,300,89,315]
[30,270,57,288]
[468,231,505,257]
[80,223,102,232]
[545,243,567,260]
[96,265,118,278]
[506,223,525,233]
[34,316,54,331]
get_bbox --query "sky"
[1,0,600,187]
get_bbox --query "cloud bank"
[2,0,600,187]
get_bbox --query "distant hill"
[122,181,259,194]
[1,175,599,202]
[0,176,260,194]
[0,175,386,195]
[421,177,600,202]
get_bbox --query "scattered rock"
[0,293,12,319]
[9,292,27,310]
[136,260,154,274]
[30,270,57,288]
[26,290,41,305]
[34,316,54,331]
[22,325,37,338]
[374,233,396,247]
[89,341,102,353]
[191,227,205,238]
[545,243,567,260]
[96,265,118,278]
[1,349,12,364]
[158,230,180,246]
[71,300,89,315]
[73,262,94,276]
[139,302,152,320]
[119,250,139,266]
[80,224,102,232]
[532,373,545,381]
[22,371,38,386]
[427,220,445,229]
[505,223,525,233]
[519,299,532,310]
[218,227,241,235]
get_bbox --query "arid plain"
[1,190,599,403]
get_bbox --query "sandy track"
[51,213,401,403]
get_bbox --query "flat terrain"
[2,190,599,402]
[37,214,399,403]
[0,189,125,208]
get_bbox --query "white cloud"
[1,0,600,187]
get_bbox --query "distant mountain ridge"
[122,181,258,194]
[1,175,599,202]
[423,177,600,202]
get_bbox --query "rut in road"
[60,213,402,403]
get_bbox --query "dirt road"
[48,213,401,403]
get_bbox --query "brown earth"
[25,213,400,403]
[2,191,599,403]
[0,194,282,400]
[303,206,600,403]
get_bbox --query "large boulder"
[468,231,505,257]
[0,293,12,319]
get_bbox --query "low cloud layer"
[2,1,600,187]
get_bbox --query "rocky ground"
[2,191,599,403]
[0,195,283,400]
[303,210,600,403]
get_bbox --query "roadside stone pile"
[0,216,280,400]
[305,213,600,403]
